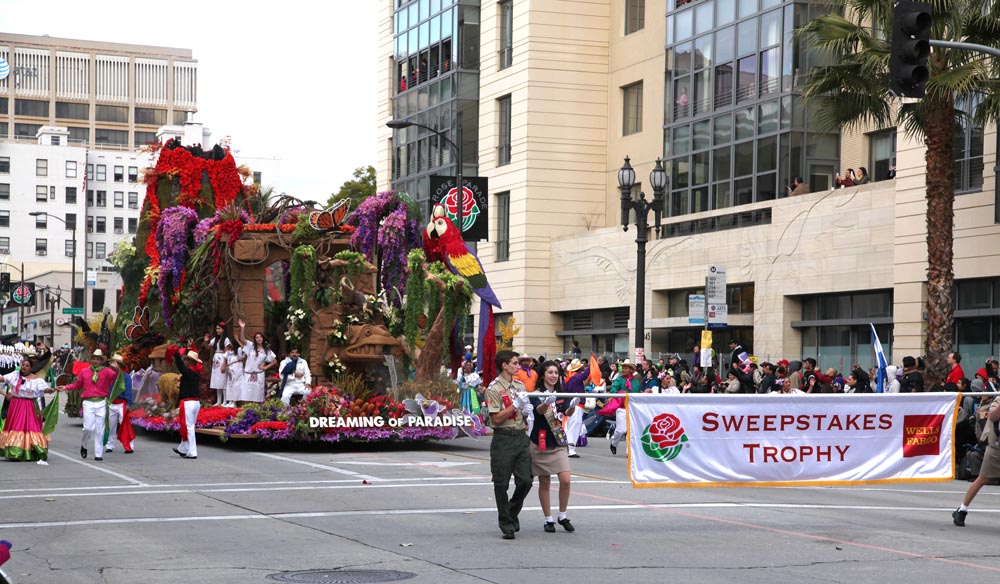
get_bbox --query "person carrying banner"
[953,395,1000,527]
[104,354,134,454]
[57,350,117,461]
[172,348,203,460]
[484,350,533,540]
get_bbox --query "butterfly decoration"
[451,408,484,440]
[308,200,351,232]
[401,393,441,423]
[124,306,151,342]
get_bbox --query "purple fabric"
[564,366,590,393]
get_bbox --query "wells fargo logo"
[902,414,944,458]
[641,413,688,462]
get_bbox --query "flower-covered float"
[108,138,491,443]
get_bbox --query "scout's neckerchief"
[91,363,107,383]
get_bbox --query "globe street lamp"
[386,118,468,237]
[29,212,79,321]
[617,156,668,354]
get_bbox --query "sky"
[0,0,380,199]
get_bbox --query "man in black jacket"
[173,349,203,460]
[899,356,925,393]
[757,362,777,394]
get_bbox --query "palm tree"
[799,0,1000,386]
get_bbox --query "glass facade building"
[390,0,481,212]
[664,0,840,217]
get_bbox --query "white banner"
[627,394,958,488]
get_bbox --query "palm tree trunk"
[922,87,956,389]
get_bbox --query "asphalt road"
[2,404,1000,584]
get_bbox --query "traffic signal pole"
[927,40,1000,59]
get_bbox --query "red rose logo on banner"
[440,185,479,232]
[641,412,688,462]
[902,414,943,458]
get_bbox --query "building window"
[128,192,138,209]
[15,124,41,139]
[36,159,48,177]
[36,186,48,203]
[87,216,93,233]
[96,191,107,207]
[253,172,262,185]
[134,107,167,125]
[15,99,49,117]
[86,190,94,206]
[36,239,47,256]
[68,127,89,144]
[66,187,77,204]
[114,191,124,208]
[0,157,8,173]
[0,183,8,201]
[0,211,9,228]
[114,166,124,182]
[499,0,513,69]
[626,0,645,34]
[955,94,985,194]
[50,185,56,200]
[869,129,896,182]
[496,191,510,261]
[66,161,78,178]
[66,213,76,230]
[623,82,643,135]
[87,242,93,258]
[134,131,157,147]
[128,166,138,182]
[35,215,47,229]
[96,242,106,259]
[797,291,893,371]
[0,237,8,254]
[95,129,128,146]
[92,288,105,313]
[95,105,128,123]
[128,217,138,234]
[56,101,89,120]
[65,240,75,257]
[51,136,61,146]
[497,95,512,166]
[96,217,106,233]
[114,217,124,234]
[86,164,94,181]
[96,165,106,181]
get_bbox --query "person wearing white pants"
[278,349,312,405]
[58,349,118,461]
[565,406,585,457]
[172,349,204,459]
[610,407,628,452]
[562,358,591,458]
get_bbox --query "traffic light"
[0,272,8,293]
[890,0,932,98]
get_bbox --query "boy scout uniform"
[485,376,533,537]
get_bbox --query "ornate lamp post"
[617,156,667,353]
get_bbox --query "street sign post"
[708,304,728,329]
[688,294,706,325]
[706,265,727,304]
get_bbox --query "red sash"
[114,398,135,450]
[178,398,197,440]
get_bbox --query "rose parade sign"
[627,394,958,488]
[429,175,488,241]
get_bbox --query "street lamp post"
[386,118,466,237]
[46,286,61,346]
[29,212,78,321]
[617,156,668,354]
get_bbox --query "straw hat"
[566,358,584,373]
[110,353,126,365]
[184,350,203,364]
[620,359,637,371]
[92,349,106,360]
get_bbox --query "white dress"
[209,338,232,390]
[224,349,245,403]
[240,342,275,402]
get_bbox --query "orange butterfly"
[124,306,151,341]
[308,200,351,232]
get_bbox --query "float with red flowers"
[103,138,490,444]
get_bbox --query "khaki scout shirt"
[485,377,526,431]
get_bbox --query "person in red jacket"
[58,350,118,461]
[946,352,965,386]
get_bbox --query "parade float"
[105,139,490,443]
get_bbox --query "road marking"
[0,479,629,501]
[47,450,147,486]
[4,501,1000,530]
[336,461,479,468]
[252,452,380,481]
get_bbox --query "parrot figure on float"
[423,204,501,385]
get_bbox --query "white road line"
[336,461,479,468]
[252,452,380,481]
[0,479,630,501]
[47,450,147,486]
[5,501,1000,530]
